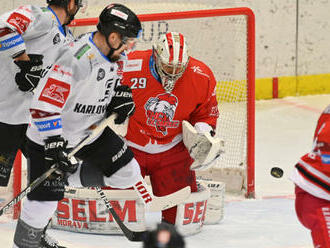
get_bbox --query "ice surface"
[1,94,329,248]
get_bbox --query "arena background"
[1,0,330,99]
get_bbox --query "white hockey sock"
[20,199,58,228]
[67,158,142,188]
[103,158,143,188]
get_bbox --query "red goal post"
[70,7,256,198]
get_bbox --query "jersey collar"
[89,32,110,62]
[48,6,66,36]
[149,55,161,83]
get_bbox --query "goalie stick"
[96,187,146,241]
[70,114,190,212]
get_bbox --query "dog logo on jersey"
[144,93,180,135]
[53,33,61,45]
[97,68,105,81]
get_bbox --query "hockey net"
[70,7,255,197]
[1,7,255,220]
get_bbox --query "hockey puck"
[271,167,283,178]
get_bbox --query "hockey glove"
[14,54,44,92]
[106,85,135,124]
[44,135,78,179]
[182,120,224,171]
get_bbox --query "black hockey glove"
[14,54,44,92]
[44,135,78,179]
[106,85,135,124]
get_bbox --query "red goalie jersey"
[291,104,330,200]
[122,49,219,153]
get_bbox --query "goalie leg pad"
[175,183,210,236]
[199,180,225,224]
[76,127,134,177]
[26,139,65,201]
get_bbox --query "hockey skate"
[40,226,66,248]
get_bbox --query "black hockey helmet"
[46,0,84,8]
[97,4,142,40]
[47,0,86,25]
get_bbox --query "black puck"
[271,167,283,178]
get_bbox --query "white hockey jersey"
[26,32,123,148]
[0,5,73,124]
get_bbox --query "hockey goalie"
[51,31,225,237]
[120,31,224,235]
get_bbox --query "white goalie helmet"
[153,32,189,92]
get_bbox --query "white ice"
[1,94,329,248]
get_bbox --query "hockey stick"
[0,165,58,217]
[73,114,191,212]
[70,115,189,241]
[0,115,121,217]
[96,187,146,241]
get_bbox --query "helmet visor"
[122,37,138,50]
[161,62,186,76]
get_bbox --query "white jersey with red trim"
[122,50,219,153]
[0,5,73,124]
[26,32,123,147]
[290,104,330,200]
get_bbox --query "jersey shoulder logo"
[190,65,210,78]
[39,78,70,108]
[97,68,105,81]
[144,93,180,136]
[53,33,61,45]
[7,12,31,34]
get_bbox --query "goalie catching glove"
[182,120,224,171]
[14,54,44,92]
[106,85,135,124]
[44,135,79,179]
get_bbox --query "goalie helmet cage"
[5,7,255,219]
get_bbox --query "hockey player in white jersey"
[12,4,142,248]
[0,1,85,247]
[0,0,85,190]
